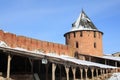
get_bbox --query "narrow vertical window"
[94,31,96,38]
[68,34,70,39]
[99,33,100,39]
[80,31,83,37]
[73,32,76,38]
[76,42,79,48]
[94,42,96,48]
[74,51,79,59]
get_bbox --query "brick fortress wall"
[0,30,69,56]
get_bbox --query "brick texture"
[0,29,103,57]
[0,30,69,56]
[64,30,103,57]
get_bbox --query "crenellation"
[4,32,14,47]
[0,30,4,41]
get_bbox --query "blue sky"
[0,0,120,54]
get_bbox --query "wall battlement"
[0,30,69,56]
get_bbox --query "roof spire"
[81,8,84,13]
[71,9,98,31]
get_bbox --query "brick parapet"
[0,30,69,56]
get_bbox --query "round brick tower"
[64,10,103,57]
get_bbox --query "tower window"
[80,31,83,37]
[73,32,76,38]
[94,31,96,38]
[99,33,100,38]
[76,42,79,48]
[94,42,96,48]
[74,51,79,59]
[68,34,70,39]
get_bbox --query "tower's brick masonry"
[64,30,103,56]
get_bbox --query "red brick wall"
[0,30,69,56]
[64,30,103,57]
[0,30,4,41]
[0,29,103,57]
